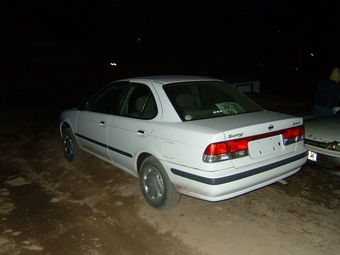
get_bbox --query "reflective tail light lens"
[282,125,305,145]
[203,126,304,163]
[202,142,232,163]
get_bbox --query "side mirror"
[77,101,88,111]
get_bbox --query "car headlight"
[327,141,340,151]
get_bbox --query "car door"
[107,82,158,174]
[75,81,127,161]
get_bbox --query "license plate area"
[248,135,283,159]
[308,151,317,162]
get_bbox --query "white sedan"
[59,76,307,210]
[304,112,340,175]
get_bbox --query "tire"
[62,128,83,162]
[140,156,181,210]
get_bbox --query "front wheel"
[140,156,181,210]
[62,128,83,162]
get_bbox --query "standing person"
[314,67,340,118]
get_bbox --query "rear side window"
[88,81,127,114]
[164,81,262,121]
[119,83,158,119]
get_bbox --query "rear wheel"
[140,156,181,210]
[62,128,83,162]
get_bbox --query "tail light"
[203,126,304,163]
[282,125,305,145]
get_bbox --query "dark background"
[1,0,340,105]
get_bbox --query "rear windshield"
[164,81,263,121]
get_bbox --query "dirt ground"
[0,103,339,255]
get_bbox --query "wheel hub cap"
[144,168,164,202]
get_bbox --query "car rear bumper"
[165,150,307,201]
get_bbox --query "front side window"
[164,81,263,121]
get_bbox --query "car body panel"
[166,159,304,201]
[59,76,308,202]
[149,112,304,171]
[75,111,112,161]
[304,115,340,142]
[304,114,340,174]
[107,115,158,176]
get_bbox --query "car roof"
[117,75,222,85]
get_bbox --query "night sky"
[1,0,340,99]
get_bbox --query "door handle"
[99,121,107,127]
[137,130,147,137]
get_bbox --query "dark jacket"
[314,79,340,108]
